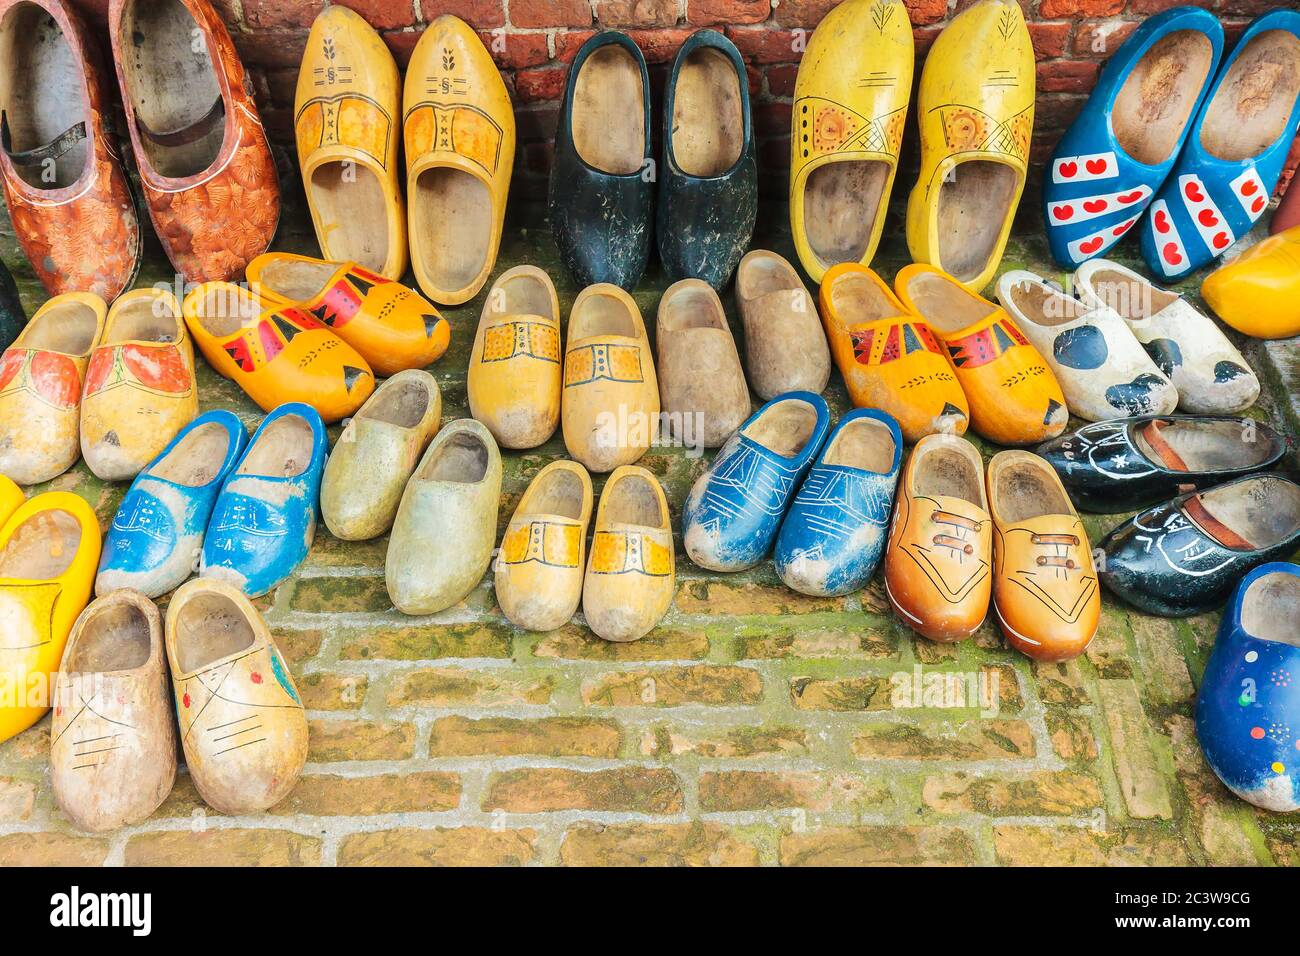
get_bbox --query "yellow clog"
[404,15,515,305]
[495,459,593,632]
[0,293,104,486]
[0,476,23,526]
[182,282,374,423]
[790,0,913,282]
[296,5,406,279]
[468,265,562,449]
[246,252,449,377]
[80,288,198,481]
[0,491,100,743]
[1201,225,1300,339]
[906,0,1035,291]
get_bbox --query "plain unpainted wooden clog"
[735,250,830,401]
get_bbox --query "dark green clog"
[0,257,25,352]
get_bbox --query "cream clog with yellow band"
[296,5,406,279]
[790,0,913,282]
[906,0,1035,292]
[0,491,100,744]
[404,15,515,305]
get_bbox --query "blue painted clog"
[774,408,903,596]
[1196,562,1300,811]
[200,403,328,598]
[96,410,248,599]
[1140,9,1300,280]
[682,391,830,572]
[1043,7,1222,268]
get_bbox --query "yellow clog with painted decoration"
[404,15,515,305]
[906,0,1035,291]
[1201,225,1300,340]
[790,0,913,282]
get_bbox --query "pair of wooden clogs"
[1044,7,1300,279]
[296,9,513,305]
[50,581,307,830]
[496,462,675,642]
[885,437,1101,662]
[98,404,327,600]
[0,289,198,485]
[790,0,1034,291]
[0,0,278,299]
[1202,224,1300,339]
[997,260,1258,419]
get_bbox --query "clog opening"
[1113,31,1215,166]
[902,272,997,334]
[117,0,225,178]
[0,2,88,189]
[1241,572,1300,647]
[526,468,586,520]
[1084,268,1177,320]
[67,601,151,673]
[151,421,233,486]
[1003,280,1089,328]
[605,474,663,527]
[803,162,888,269]
[741,400,818,458]
[411,167,491,295]
[1192,476,1300,551]
[572,292,636,339]
[307,163,390,273]
[419,432,488,484]
[573,44,645,175]
[105,297,181,345]
[671,47,743,178]
[992,459,1070,522]
[237,414,313,479]
[359,379,431,429]
[23,301,99,355]
[828,271,899,329]
[1132,418,1275,473]
[737,253,799,300]
[173,591,255,674]
[1200,31,1300,162]
[660,284,726,333]
[936,161,1018,284]
[495,271,555,319]
[194,286,260,338]
[825,417,896,474]
[258,258,339,303]
[0,509,79,579]
[914,441,985,507]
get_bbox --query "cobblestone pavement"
[1,203,1297,866]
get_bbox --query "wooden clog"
[735,250,830,400]
[0,474,22,525]
[51,590,175,832]
[321,370,442,541]
[0,259,22,354]
[656,278,750,448]
[404,15,514,305]
[905,0,1035,291]
[550,31,652,290]
[0,292,104,485]
[657,30,756,290]
[774,408,902,597]
[819,263,968,444]
[997,270,1178,422]
[1196,563,1300,811]
[562,283,660,473]
[165,577,307,815]
[495,460,593,632]
[80,288,197,481]
[246,252,449,377]
[895,264,1068,446]
[109,0,279,283]
[0,491,99,743]
[884,434,992,643]
[682,391,830,572]
[1099,473,1300,618]
[1201,225,1300,339]
[201,403,327,598]
[987,450,1100,662]
[789,0,912,281]
[0,0,140,300]
[1074,259,1258,414]
[386,418,501,615]
[182,281,374,423]
[583,465,674,643]
[97,410,248,599]
[295,5,405,279]
[468,265,561,449]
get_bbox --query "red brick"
[912,24,942,56]
[765,63,798,97]
[233,31,311,69]
[512,0,593,28]
[1028,21,1071,60]
[904,0,947,25]
[687,0,772,26]
[595,0,680,26]
[1039,0,1122,15]
[726,26,802,64]
[243,0,322,29]
[515,68,569,102]
[555,29,600,62]
[627,28,698,63]
[755,101,792,136]
[1072,20,1139,57]
[333,0,416,30]
[418,0,506,27]
[484,32,552,69]
[1037,59,1099,95]
[1127,0,1211,12]
[771,0,841,27]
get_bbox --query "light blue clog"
[681,391,829,572]
[773,408,903,597]
[200,402,328,598]
[96,410,248,599]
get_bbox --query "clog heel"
[51,590,175,832]
[583,465,675,643]
[165,578,307,814]
[495,460,593,632]
[735,250,830,400]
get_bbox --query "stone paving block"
[484,767,684,813]
[699,771,891,812]
[1097,680,1174,820]
[427,716,623,757]
[559,822,761,866]
[386,668,556,707]
[993,825,1192,866]
[339,827,540,866]
[851,720,1037,761]
[124,829,322,866]
[780,826,976,866]
[582,665,764,707]
[639,724,811,759]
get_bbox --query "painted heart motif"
[1085,158,1107,175]
[1241,180,1258,196]
[1252,196,1266,214]
[183,693,191,708]
[1184,181,1205,203]
[1213,231,1230,249]
[1198,209,1219,227]
[251,672,263,684]
[1059,161,1078,178]
[1119,191,1143,204]
[1163,243,1183,266]
[1084,199,1108,213]
[1154,210,1170,234]
[1113,219,1135,237]
[1080,236,1103,254]
[1053,205,1074,221]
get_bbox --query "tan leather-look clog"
[735,249,830,400]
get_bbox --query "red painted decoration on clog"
[1085,158,1107,175]
[1185,181,1205,203]
[1080,237,1103,255]
[1154,210,1170,234]
[1053,205,1073,221]
[1113,220,1135,236]
[1059,161,1077,178]
[1252,196,1266,214]
[1118,191,1143,204]
[1163,243,1183,266]
[1083,199,1107,213]
[1213,231,1230,250]
[1198,209,1219,227]
[1241,180,1258,196]
[251,671,263,684]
